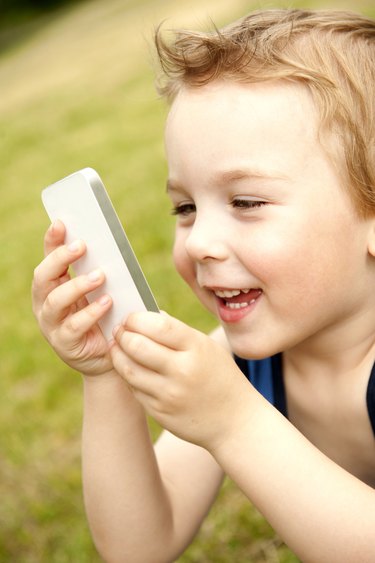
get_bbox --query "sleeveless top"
[234,354,375,437]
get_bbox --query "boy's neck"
[284,312,375,377]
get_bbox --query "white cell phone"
[42,167,158,340]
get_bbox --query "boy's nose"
[184,215,228,263]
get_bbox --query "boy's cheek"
[172,242,194,286]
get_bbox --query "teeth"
[215,289,250,298]
[226,298,257,309]
[215,289,241,298]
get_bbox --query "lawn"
[0,0,372,561]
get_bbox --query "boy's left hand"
[110,311,250,451]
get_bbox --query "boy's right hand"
[32,220,114,377]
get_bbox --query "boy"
[32,9,375,562]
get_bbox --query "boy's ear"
[368,218,375,257]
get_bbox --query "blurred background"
[0,0,373,561]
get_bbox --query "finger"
[110,342,187,421]
[43,219,66,256]
[41,269,106,326]
[44,239,86,280]
[110,341,165,398]
[124,311,196,351]
[59,293,112,343]
[33,240,86,308]
[114,324,175,374]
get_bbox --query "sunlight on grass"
[0,0,372,560]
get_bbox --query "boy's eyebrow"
[214,168,290,184]
[166,179,181,193]
[166,167,289,193]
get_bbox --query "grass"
[0,0,372,560]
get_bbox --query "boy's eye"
[231,198,267,210]
[170,198,267,217]
[171,203,196,216]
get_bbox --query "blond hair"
[154,9,375,216]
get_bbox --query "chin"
[224,331,282,360]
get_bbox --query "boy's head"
[155,9,375,217]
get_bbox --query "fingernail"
[88,269,102,283]
[68,240,81,253]
[98,295,111,306]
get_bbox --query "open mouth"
[211,288,262,322]
[214,288,262,309]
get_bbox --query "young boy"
[32,8,375,562]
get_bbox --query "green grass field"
[0,0,373,560]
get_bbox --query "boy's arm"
[212,393,375,562]
[82,374,224,563]
[32,223,224,562]
[111,312,375,563]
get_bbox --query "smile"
[213,288,263,320]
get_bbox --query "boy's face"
[165,80,375,358]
